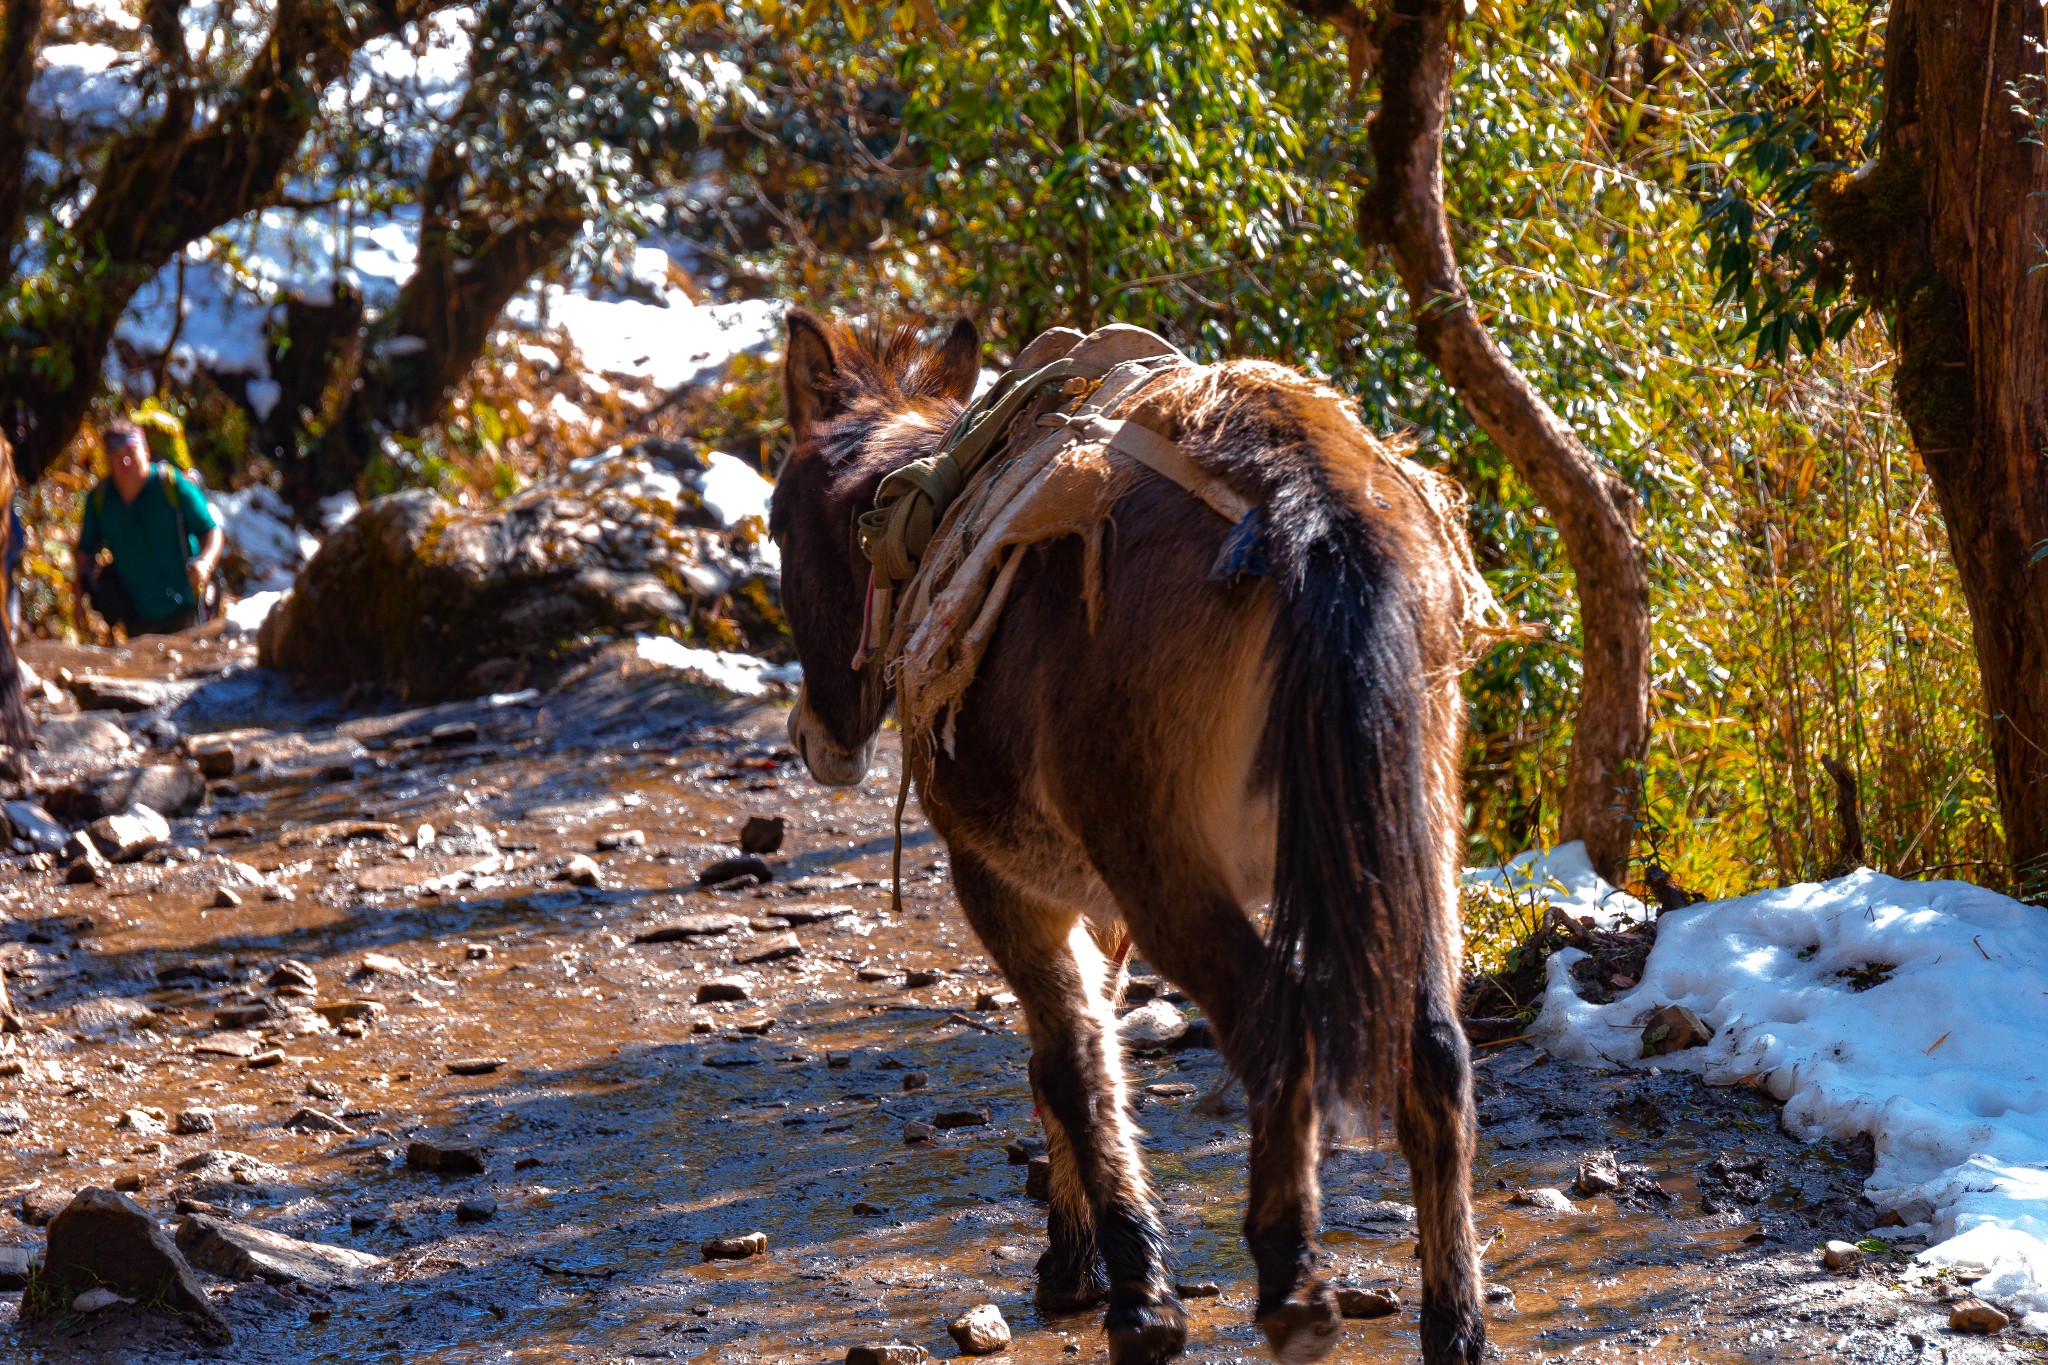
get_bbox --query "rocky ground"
[0,628,2039,1364]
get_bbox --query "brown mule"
[769,312,1488,1365]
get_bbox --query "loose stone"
[1821,1240,1863,1272]
[845,1345,927,1365]
[1574,1150,1622,1196]
[736,932,802,964]
[948,1302,1011,1355]
[1509,1187,1577,1214]
[739,816,786,854]
[456,1195,498,1223]
[1950,1297,2011,1334]
[932,1107,990,1129]
[701,1231,767,1261]
[696,977,750,1004]
[1336,1286,1401,1318]
[446,1057,507,1076]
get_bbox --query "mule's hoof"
[1419,1302,1486,1365]
[1033,1249,1108,1314]
[1257,1284,1341,1365]
[1105,1298,1187,1365]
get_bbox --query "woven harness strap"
[853,355,1109,667]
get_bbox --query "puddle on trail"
[0,640,1975,1363]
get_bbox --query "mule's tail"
[1244,463,1436,1118]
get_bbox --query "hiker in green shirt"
[73,422,223,638]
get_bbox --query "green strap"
[855,355,1109,656]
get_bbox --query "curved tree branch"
[1294,0,1654,880]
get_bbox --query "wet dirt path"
[0,637,2028,1363]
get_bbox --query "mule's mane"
[818,318,969,411]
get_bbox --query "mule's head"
[770,309,980,786]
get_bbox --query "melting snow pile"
[207,484,320,594]
[1523,857,2048,1328]
[632,635,799,698]
[1463,842,1648,930]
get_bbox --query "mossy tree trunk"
[1815,0,2048,893]
[1291,0,1654,883]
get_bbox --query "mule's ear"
[784,309,841,442]
[932,317,981,402]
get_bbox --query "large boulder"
[29,1187,229,1342]
[259,442,784,700]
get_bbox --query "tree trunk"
[0,0,455,485]
[1817,0,2048,893]
[292,198,582,507]
[1293,0,1654,882]
[0,0,44,271]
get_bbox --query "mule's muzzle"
[789,689,875,787]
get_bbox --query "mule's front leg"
[1032,1107,1108,1312]
[977,902,1184,1361]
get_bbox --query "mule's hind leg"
[950,852,1185,1365]
[1119,889,1340,1364]
[1397,974,1485,1364]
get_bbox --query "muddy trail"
[0,631,2023,1364]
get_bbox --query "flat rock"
[777,902,855,926]
[698,853,773,887]
[33,1187,228,1342]
[1117,998,1189,1047]
[34,711,132,759]
[701,1231,766,1260]
[1024,1155,1051,1200]
[845,1344,927,1364]
[456,1195,497,1223]
[1821,1239,1862,1272]
[1510,1187,1578,1214]
[174,1109,216,1135]
[736,931,802,964]
[635,914,748,942]
[0,1243,35,1289]
[1324,1197,1417,1231]
[2,801,67,854]
[86,804,172,862]
[695,976,750,1004]
[64,675,174,713]
[52,763,205,822]
[948,1302,1011,1355]
[933,1107,990,1129]
[446,1057,506,1076]
[176,1213,383,1289]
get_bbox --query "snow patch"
[631,635,799,698]
[697,453,772,529]
[221,590,286,638]
[1533,867,2048,1328]
[207,485,317,593]
[507,286,780,392]
[1464,841,1648,930]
